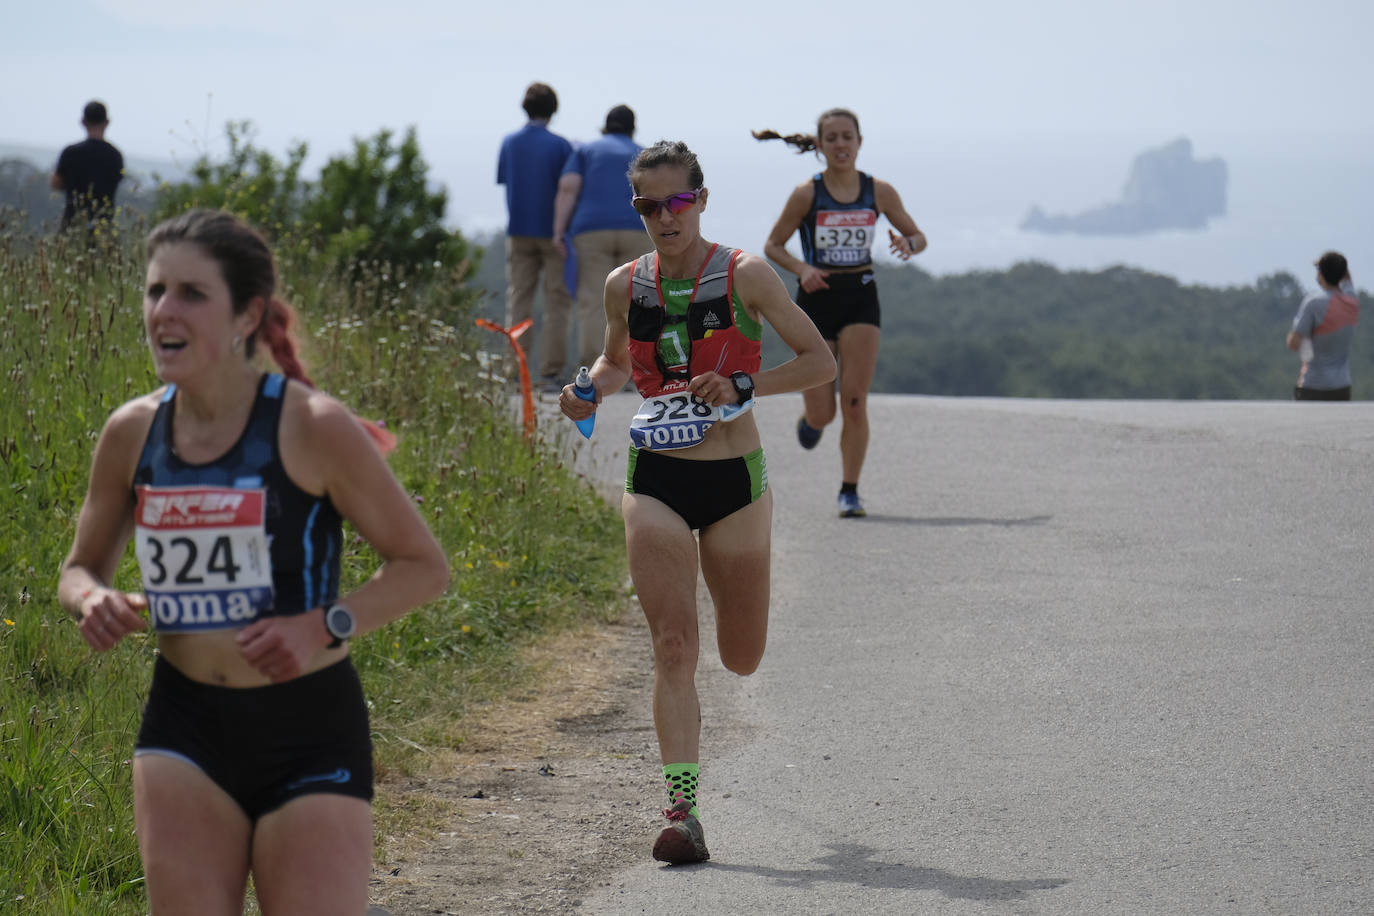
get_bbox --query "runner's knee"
[720,646,763,676]
[651,628,698,673]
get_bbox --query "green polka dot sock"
[662,763,699,818]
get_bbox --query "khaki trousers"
[505,235,572,379]
[572,229,651,369]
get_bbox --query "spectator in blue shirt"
[497,83,574,389]
[552,105,646,373]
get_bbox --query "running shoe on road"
[652,800,710,864]
[837,491,866,518]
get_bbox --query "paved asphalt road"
[566,393,1373,916]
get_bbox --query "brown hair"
[752,107,862,155]
[627,140,704,193]
[521,82,558,120]
[146,209,396,453]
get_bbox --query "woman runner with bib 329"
[56,209,449,915]
[559,140,833,863]
[756,108,927,517]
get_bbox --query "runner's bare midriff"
[158,630,347,687]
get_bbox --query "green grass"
[0,225,627,914]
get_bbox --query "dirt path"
[367,607,661,915]
[368,395,686,914]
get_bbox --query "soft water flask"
[1299,337,1314,363]
[572,366,596,439]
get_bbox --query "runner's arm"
[733,252,835,397]
[876,179,926,257]
[59,399,153,647]
[764,183,829,292]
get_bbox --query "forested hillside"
[472,233,1368,400]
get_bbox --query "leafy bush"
[153,121,475,303]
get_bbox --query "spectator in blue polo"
[552,104,646,376]
[497,82,574,391]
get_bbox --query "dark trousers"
[1294,386,1352,401]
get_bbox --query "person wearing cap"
[1286,251,1359,400]
[497,82,574,391]
[551,105,646,382]
[50,99,125,233]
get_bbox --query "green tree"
[154,121,475,309]
[305,126,470,286]
[154,120,309,240]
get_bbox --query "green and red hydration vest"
[626,244,762,397]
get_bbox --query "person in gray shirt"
[1286,251,1359,400]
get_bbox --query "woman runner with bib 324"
[559,140,833,863]
[57,209,449,915]
[756,108,927,517]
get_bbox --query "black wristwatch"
[729,371,755,405]
[324,603,356,648]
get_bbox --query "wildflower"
[4,619,14,626]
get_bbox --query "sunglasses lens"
[631,191,699,218]
[664,193,697,215]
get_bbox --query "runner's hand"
[237,611,330,683]
[688,372,736,408]
[559,382,599,419]
[77,588,148,652]
[888,229,916,260]
[799,265,831,294]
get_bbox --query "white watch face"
[328,606,355,639]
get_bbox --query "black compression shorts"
[626,446,768,531]
[796,270,880,341]
[135,655,374,820]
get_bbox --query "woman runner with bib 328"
[56,209,449,915]
[559,140,833,863]
[756,108,927,517]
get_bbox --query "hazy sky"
[6,0,1372,280]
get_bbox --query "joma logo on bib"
[631,421,707,450]
[150,589,264,627]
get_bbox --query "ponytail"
[257,297,314,387]
[255,298,398,456]
[753,109,861,156]
[751,129,818,154]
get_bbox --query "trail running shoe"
[797,416,822,450]
[837,491,866,518]
[652,800,710,865]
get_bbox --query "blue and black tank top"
[798,172,879,269]
[131,373,342,628]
